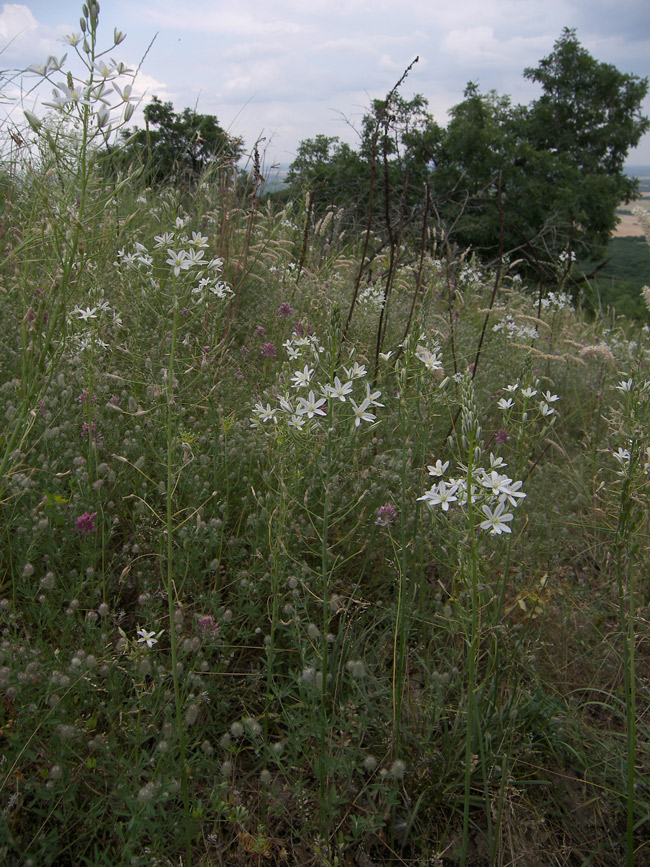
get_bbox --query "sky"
[1,0,649,171]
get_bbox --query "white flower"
[296,390,327,419]
[543,391,560,403]
[613,447,630,466]
[291,365,314,389]
[185,248,206,267]
[63,32,83,46]
[206,281,233,300]
[93,60,113,78]
[278,396,294,414]
[480,470,513,497]
[498,480,526,508]
[364,383,384,407]
[72,306,98,321]
[154,232,175,248]
[288,414,306,430]
[480,502,513,535]
[252,402,277,424]
[324,376,353,401]
[427,460,449,477]
[285,343,301,361]
[489,453,506,470]
[417,346,443,372]
[418,480,459,511]
[137,628,158,648]
[190,231,209,248]
[344,362,367,380]
[113,82,137,105]
[497,397,514,411]
[616,378,633,393]
[521,387,538,398]
[166,249,191,276]
[350,397,376,427]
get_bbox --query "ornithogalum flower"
[136,627,158,647]
[479,502,513,535]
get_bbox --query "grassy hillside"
[1,43,650,867]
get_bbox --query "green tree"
[435,31,649,273]
[521,28,648,258]
[285,134,366,213]
[114,96,243,185]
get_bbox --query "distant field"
[614,193,650,237]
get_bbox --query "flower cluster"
[358,284,386,311]
[416,344,444,374]
[251,328,382,432]
[67,297,122,353]
[375,503,398,526]
[115,216,233,305]
[540,291,574,312]
[496,382,560,425]
[418,452,526,535]
[74,511,98,534]
[492,315,539,341]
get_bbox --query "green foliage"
[113,95,243,185]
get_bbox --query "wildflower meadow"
[1,4,650,866]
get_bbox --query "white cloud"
[0,3,67,65]
[0,3,37,40]
[4,0,648,165]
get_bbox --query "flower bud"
[96,105,109,127]
[80,17,86,32]
[124,103,135,122]
[24,110,42,132]
[113,28,126,45]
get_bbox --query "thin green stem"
[318,399,334,836]
[165,299,192,867]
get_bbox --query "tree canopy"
[113,96,243,185]
[285,30,649,280]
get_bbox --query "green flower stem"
[164,297,192,867]
[318,398,334,835]
[461,441,480,867]
[615,453,637,867]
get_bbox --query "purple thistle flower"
[260,342,277,358]
[293,320,312,337]
[255,326,266,337]
[198,615,221,638]
[75,512,98,534]
[81,421,102,442]
[277,302,295,319]
[495,428,510,445]
[375,503,398,527]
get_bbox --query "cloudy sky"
[2,0,649,170]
